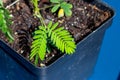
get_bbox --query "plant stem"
[40,4,55,10]
[36,12,47,28]
[32,0,47,28]
[6,0,19,9]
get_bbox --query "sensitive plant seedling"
[0,0,14,42]
[50,0,73,17]
[32,0,73,18]
[31,0,76,66]
[30,21,76,65]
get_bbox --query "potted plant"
[0,0,114,80]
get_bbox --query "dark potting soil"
[0,0,111,67]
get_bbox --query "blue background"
[89,0,120,80]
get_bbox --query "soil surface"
[0,0,111,67]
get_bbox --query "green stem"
[36,12,47,28]
[34,54,39,66]
[40,4,55,10]
[32,0,47,28]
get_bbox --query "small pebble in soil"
[71,23,74,26]
[46,15,52,20]
[58,19,64,23]
[76,8,84,11]
[18,21,21,24]
[66,17,71,20]
[16,2,20,10]
[82,10,85,14]
[14,32,18,35]
[65,27,68,30]
[45,54,49,57]
[74,33,81,41]
[87,13,90,17]
[20,50,24,54]
[74,21,77,25]
[52,54,55,57]
[35,28,38,30]
[81,24,86,29]
[81,34,84,36]
[76,17,79,20]
[44,19,50,24]
[52,19,54,21]
[84,7,87,9]
[40,63,45,67]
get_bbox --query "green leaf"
[30,26,47,61]
[66,3,73,9]
[7,31,14,41]
[0,0,3,6]
[48,22,76,54]
[60,2,67,8]
[48,22,58,37]
[51,22,58,30]
[50,0,60,3]
[47,21,52,29]
[64,9,72,16]
[60,2,73,16]
[51,4,60,13]
[0,4,14,42]
[50,0,73,17]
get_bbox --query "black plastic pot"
[117,73,120,80]
[0,1,115,80]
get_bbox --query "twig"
[6,0,19,9]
